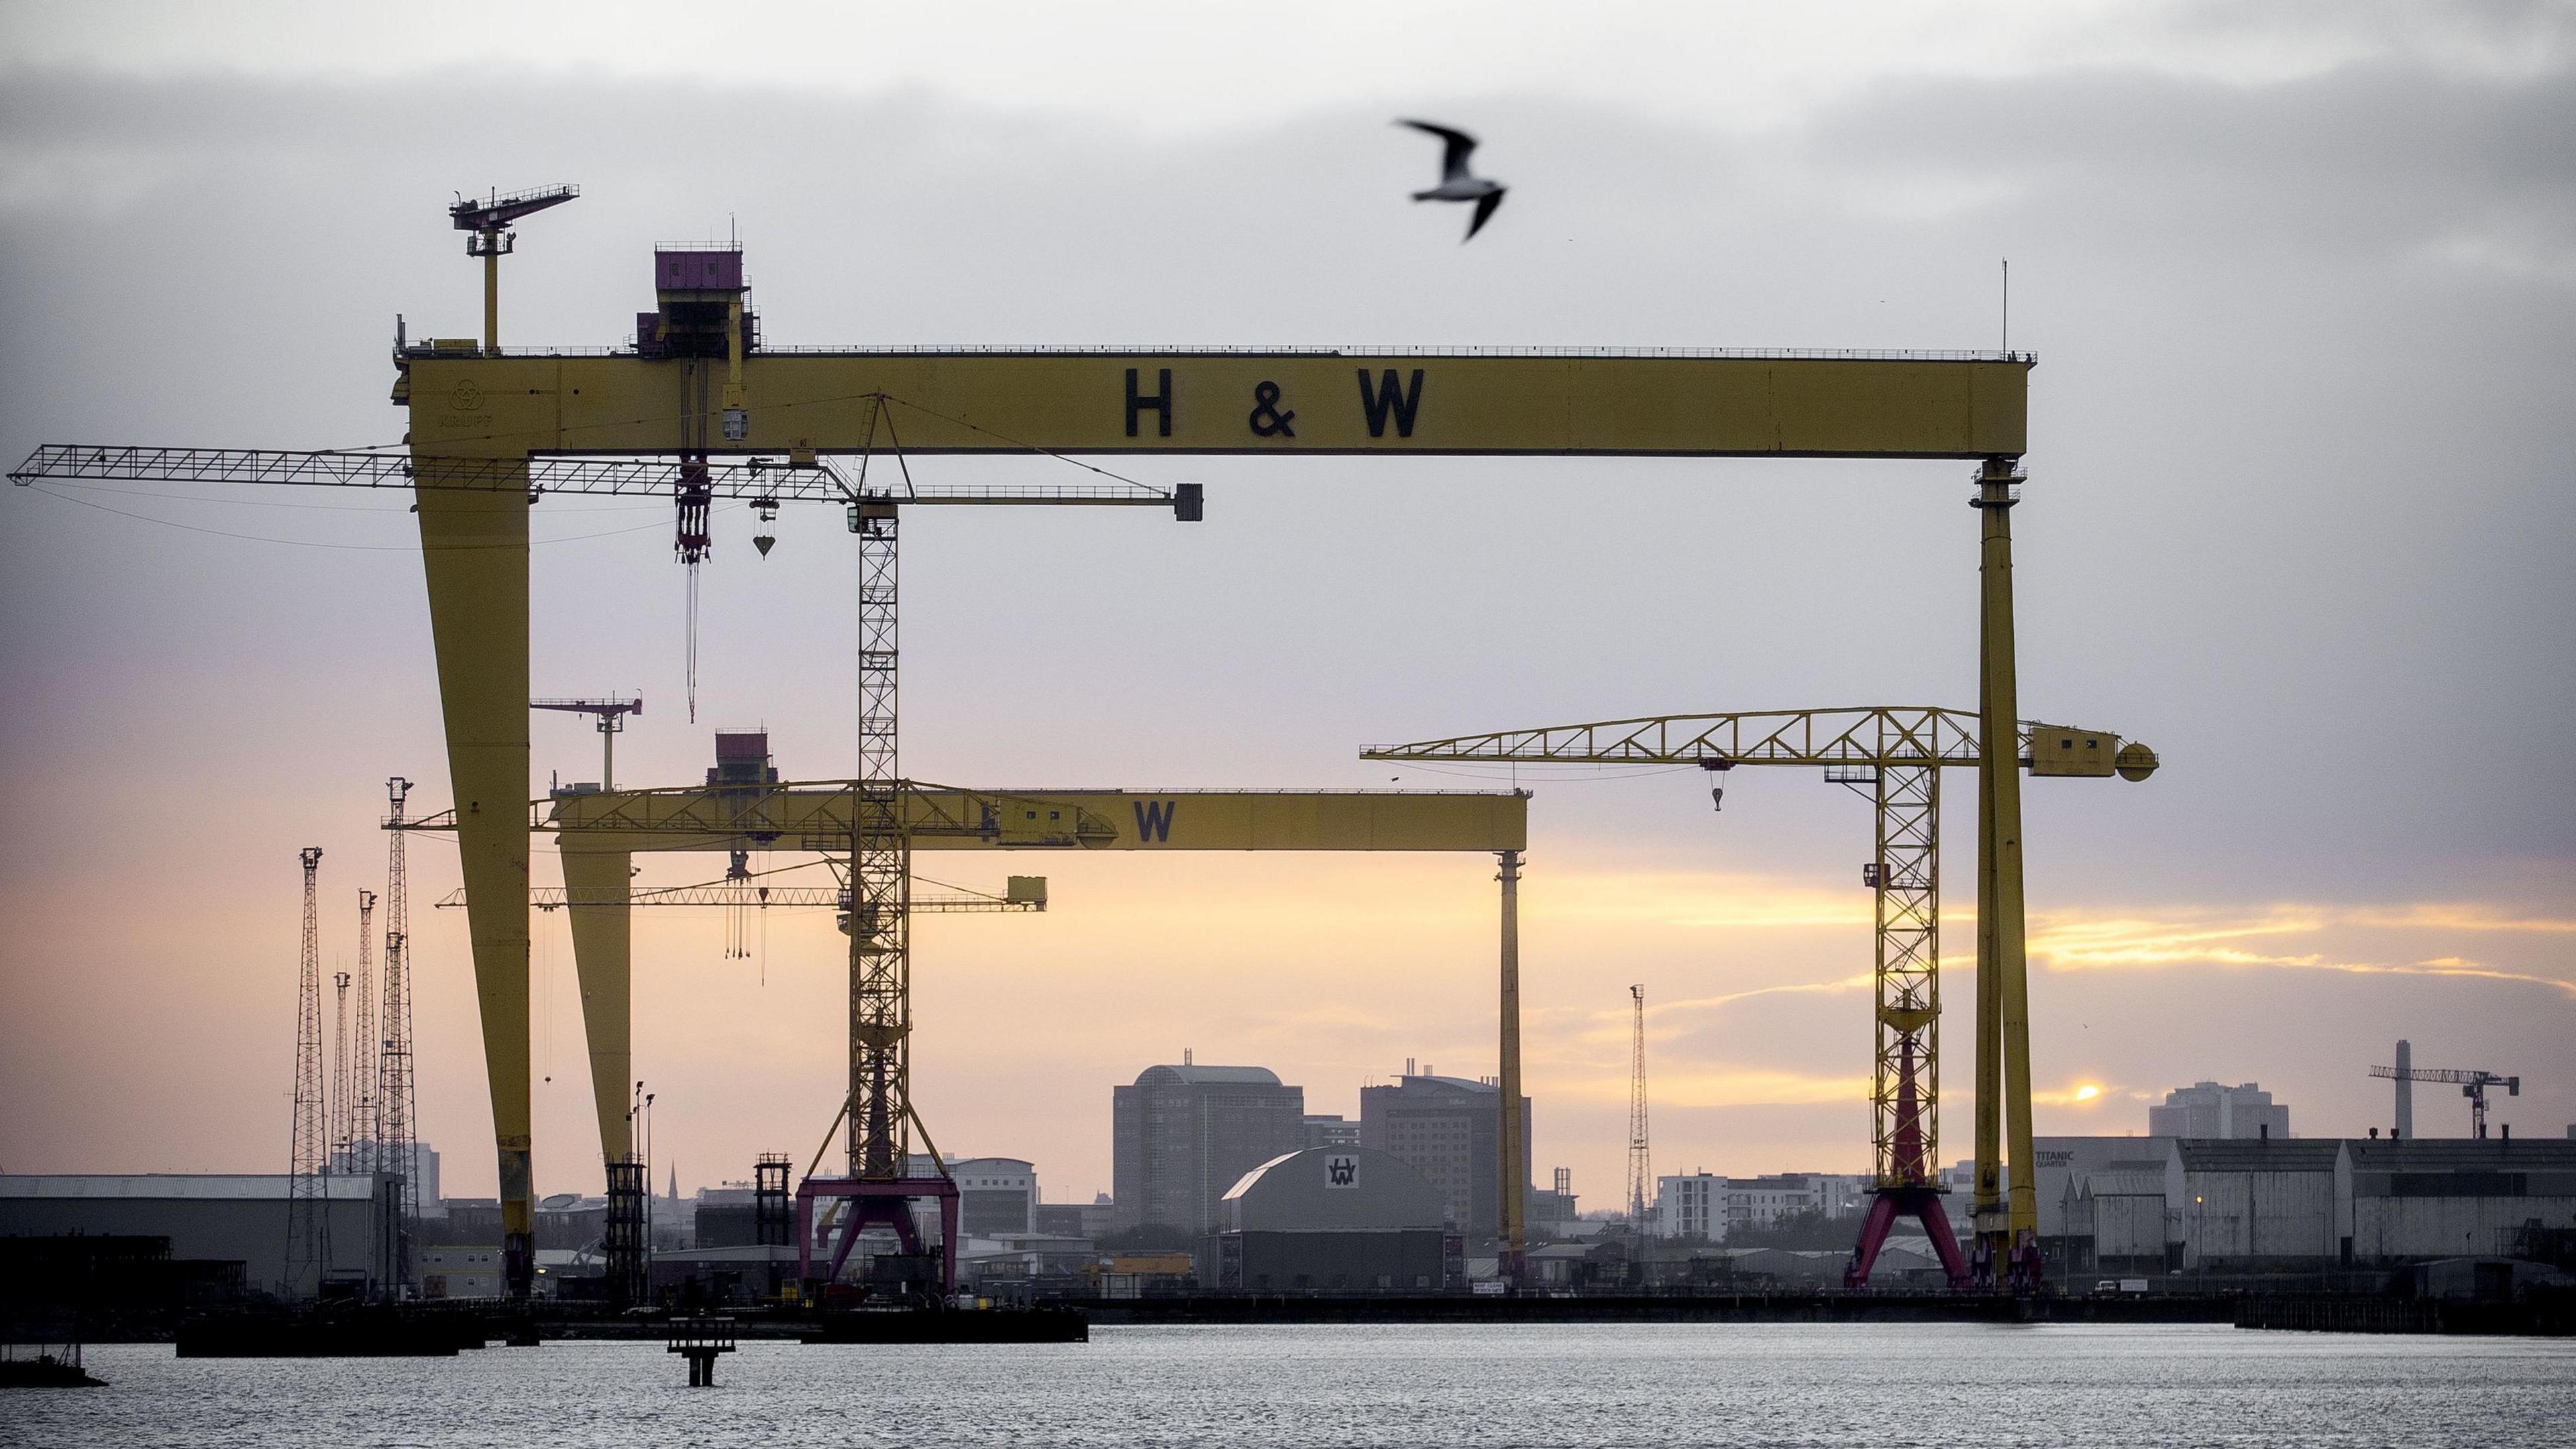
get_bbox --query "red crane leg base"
[1843,1187,1972,1289]
[794,1177,961,1300]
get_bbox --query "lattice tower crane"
[2369,1062,2521,1139]
[1367,705,2157,1291]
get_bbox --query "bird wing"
[1398,118,1479,183]
[1465,188,1506,241]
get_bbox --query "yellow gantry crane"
[404,776,1528,1291]
[12,184,2061,1297]
[1366,706,2157,1289]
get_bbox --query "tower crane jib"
[1366,704,2156,1292]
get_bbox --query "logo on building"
[1325,1154,1359,1189]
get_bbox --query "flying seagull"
[1398,119,1506,241]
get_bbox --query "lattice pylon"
[379,777,422,1293]
[350,890,376,1165]
[330,969,352,1175]
[286,847,330,1297]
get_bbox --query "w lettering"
[1356,368,1426,438]
[1133,799,1177,843]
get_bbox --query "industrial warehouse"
[10,1054,2571,1326]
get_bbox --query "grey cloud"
[1801,61,2576,272]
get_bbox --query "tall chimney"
[2395,1039,2414,1139]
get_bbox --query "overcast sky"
[1,1,2569,1206]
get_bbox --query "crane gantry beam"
[434,878,1046,912]
[1365,706,2155,1290]
[11,218,2041,1298]
[396,780,1527,1271]
[8,445,1194,507]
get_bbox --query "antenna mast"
[350,891,377,1166]
[1627,983,1652,1229]
[380,778,422,1295]
[330,969,352,1175]
[287,847,329,1297]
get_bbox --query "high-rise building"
[1654,1171,1724,1241]
[1112,1065,1306,1236]
[1725,1174,1823,1232]
[2147,1081,2291,1140]
[1358,1068,1531,1242]
[1303,1114,1361,1151]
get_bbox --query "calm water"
[5,1324,2571,1447]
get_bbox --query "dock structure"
[667,1317,736,1387]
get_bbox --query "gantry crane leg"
[1972,455,2040,1291]
[413,473,537,1299]
[1496,849,1525,1285]
[561,841,645,1308]
[561,845,635,1165]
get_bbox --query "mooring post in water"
[667,1317,735,1387]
